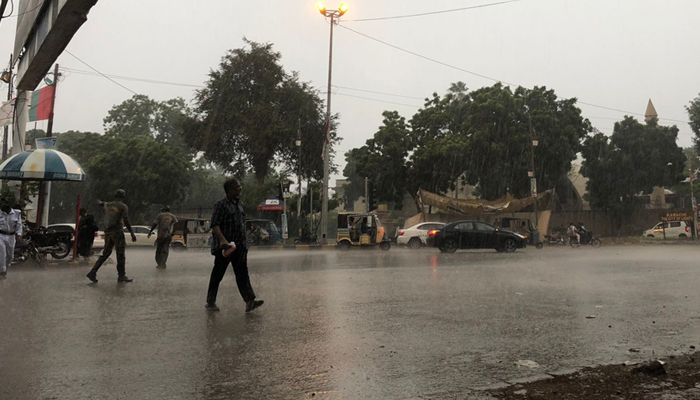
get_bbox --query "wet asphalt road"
[2,244,700,399]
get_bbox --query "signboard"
[35,137,58,148]
[14,0,99,90]
[281,214,288,240]
[530,178,537,197]
[660,212,693,222]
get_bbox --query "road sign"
[35,138,58,149]
[530,178,537,197]
[660,212,693,222]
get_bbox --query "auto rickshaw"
[171,218,212,249]
[245,219,282,245]
[497,217,544,249]
[337,212,391,251]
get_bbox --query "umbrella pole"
[35,183,43,229]
[72,194,81,260]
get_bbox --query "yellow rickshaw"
[337,212,391,251]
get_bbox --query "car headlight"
[515,234,525,239]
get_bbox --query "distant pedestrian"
[0,197,22,279]
[206,177,264,313]
[77,213,99,261]
[86,189,137,283]
[148,206,178,269]
[195,220,208,233]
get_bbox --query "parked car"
[426,220,527,253]
[47,223,105,250]
[124,225,156,246]
[397,222,445,249]
[643,221,691,239]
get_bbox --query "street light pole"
[528,109,539,230]
[318,2,348,245]
[296,119,302,236]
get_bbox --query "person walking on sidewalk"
[148,206,178,269]
[0,197,22,279]
[86,189,137,283]
[205,178,264,313]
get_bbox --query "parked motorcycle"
[14,227,73,263]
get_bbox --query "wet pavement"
[2,245,700,399]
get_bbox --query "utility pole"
[296,119,302,236]
[2,53,12,161]
[691,161,698,241]
[365,176,369,213]
[528,109,539,230]
[38,63,60,227]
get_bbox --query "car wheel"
[408,238,422,250]
[591,238,601,248]
[646,235,654,238]
[441,239,458,253]
[679,234,688,238]
[535,242,544,249]
[172,242,186,251]
[338,241,351,251]
[380,241,391,251]
[503,238,517,253]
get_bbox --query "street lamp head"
[532,139,539,147]
[317,2,326,15]
[527,171,534,178]
[0,70,10,84]
[338,2,349,16]
[295,139,302,147]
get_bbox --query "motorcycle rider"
[0,197,22,279]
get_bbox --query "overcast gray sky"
[1,0,699,183]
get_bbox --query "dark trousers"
[155,237,171,267]
[206,247,255,305]
[90,231,126,277]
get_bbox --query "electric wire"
[345,0,523,22]
[64,51,138,95]
[61,67,203,88]
[1,0,14,18]
[338,24,691,125]
[4,0,44,19]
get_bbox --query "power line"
[4,0,44,19]
[345,0,523,22]
[61,67,203,88]
[338,25,691,125]
[64,51,138,95]
[333,85,424,100]
[330,92,420,108]
[338,24,514,86]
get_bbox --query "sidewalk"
[482,351,700,399]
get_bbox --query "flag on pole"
[0,99,14,127]
[28,85,55,122]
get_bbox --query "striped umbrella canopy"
[0,149,86,181]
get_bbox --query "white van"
[643,221,691,239]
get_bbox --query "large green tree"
[688,93,700,152]
[48,131,193,224]
[183,39,338,183]
[581,117,685,223]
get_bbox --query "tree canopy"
[580,117,685,219]
[345,83,591,211]
[183,39,338,183]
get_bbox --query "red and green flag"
[28,85,55,122]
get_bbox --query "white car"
[643,221,691,239]
[397,222,446,249]
[123,225,157,246]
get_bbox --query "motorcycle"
[544,231,567,245]
[14,227,73,263]
[569,231,601,248]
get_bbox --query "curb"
[248,244,338,251]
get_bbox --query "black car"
[426,220,527,253]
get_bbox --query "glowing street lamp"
[317,3,349,244]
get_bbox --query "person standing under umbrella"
[148,206,178,269]
[77,211,99,261]
[86,189,136,283]
[0,197,22,279]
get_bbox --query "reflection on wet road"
[2,246,700,399]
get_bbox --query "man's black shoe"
[117,276,133,283]
[156,264,166,269]
[0,271,6,279]
[245,300,264,313]
[86,272,97,283]
[205,303,220,311]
